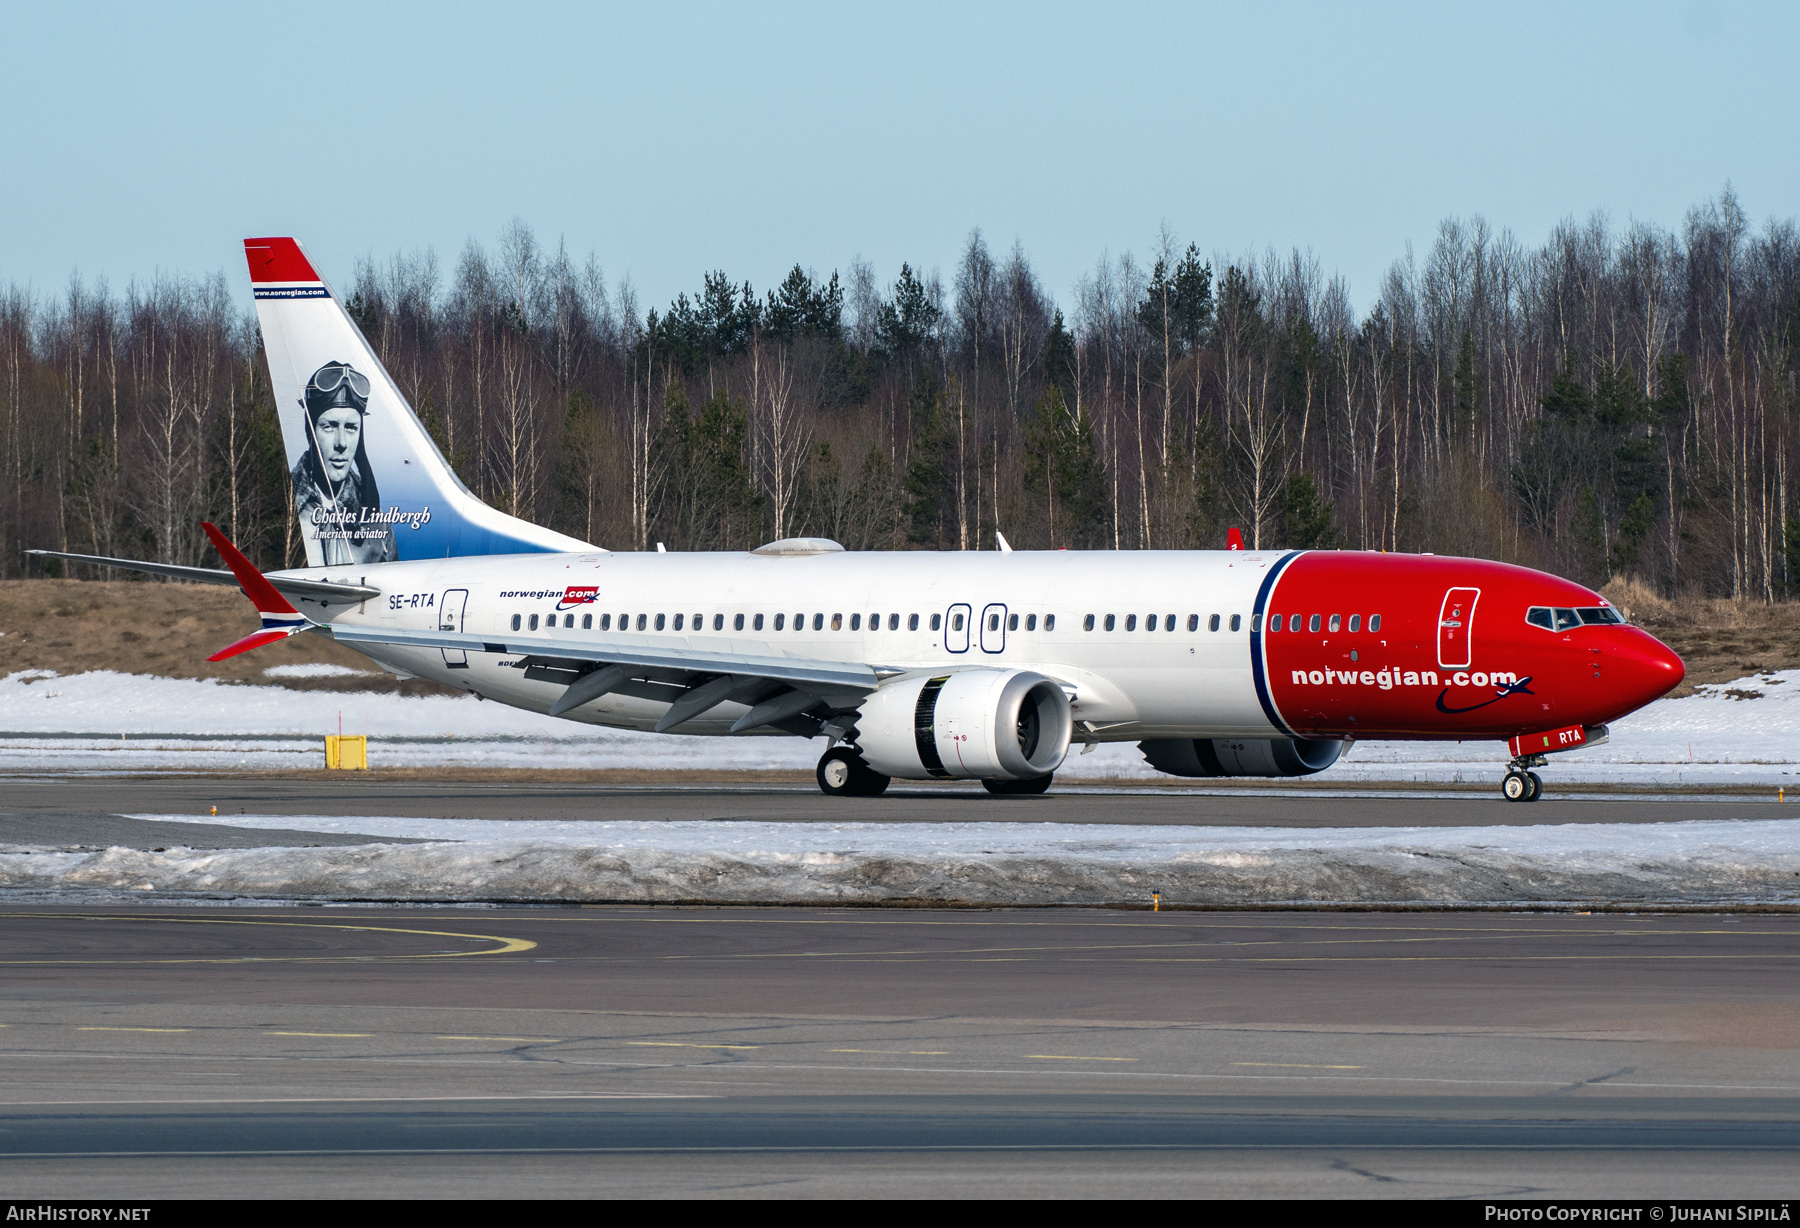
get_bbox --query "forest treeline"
[3,186,1798,599]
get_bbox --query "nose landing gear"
[1501,755,1545,803]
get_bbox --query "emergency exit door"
[1437,587,1479,669]
[980,603,1007,653]
[439,589,469,668]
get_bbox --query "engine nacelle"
[855,669,1073,781]
[1139,736,1346,778]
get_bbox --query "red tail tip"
[1226,527,1246,551]
[243,237,319,284]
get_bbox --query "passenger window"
[601,613,611,631]
[1289,614,1302,632]
[1370,614,1382,632]
[987,613,998,631]
[929,614,940,631]
[851,614,861,630]
[1248,614,1258,631]
[831,613,842,630]
[774,613,785,630]
[1044,614,1055,630]
[529,613,539,630]
[1104,614,1116,631]
[951,613,964,632]
[636,614,647,631]
[582,614,592,630]
[1328,614,1341,633]
[711,614,721,631]
[1526,607,1554,630]
[1230,614,1242,632]
[890,614,901,630]
[656,614,667,631]
[1084,614,1095,631]
[1125,615,1137,631]
[870,612,880,628]
[815,613,826,631]
[1164,615,1175,631]
[1187,614,1198,631]
[511,613,521,631]
[1308,614,1320,633]
[673,614,684,631]
[794,612,804,628]
[751,613,761,630]
[1008,613,1019,631]
[1210,614,1222,632]
[1348,614,1360,632]
[1026,614,1037,631]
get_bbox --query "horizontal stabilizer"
[26,548,378,603]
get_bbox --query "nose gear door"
[439,588,469,668]
[1437,587,1479,669]
[980,603,1007,653]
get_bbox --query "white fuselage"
[287,548,1291,740]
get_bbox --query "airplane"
[30,237,1686,803]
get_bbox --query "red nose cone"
[1611,628,1685,710]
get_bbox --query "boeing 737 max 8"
[31,237,1685,801]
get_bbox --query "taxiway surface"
[2,904,1797,1197]
[5,774,1795,833]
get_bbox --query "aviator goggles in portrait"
[308,365,372,400]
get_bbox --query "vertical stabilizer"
[245,237,594,565]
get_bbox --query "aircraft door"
[980,603,1007,653]
[439,588,469,668]
[945,603,971,653]
[1437,587,1479,669]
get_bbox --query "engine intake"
[856,669,1072,781]
[1139,736,1345,778]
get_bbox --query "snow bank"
[2,813,1797,906]
[2,668,1798,784]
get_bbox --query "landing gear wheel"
[1502,770,1531,802]
[1524,771,1543,802]
[816,747,890,798]
[982,774,1054,797]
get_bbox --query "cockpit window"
[1527,606,1586,631]
[1577,606,1624,625]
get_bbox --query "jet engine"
[855,670,1073,781]
[1139,736,1345,778]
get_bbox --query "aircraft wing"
[326,623,886,692]
[25,549,380,603]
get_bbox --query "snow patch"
[1,813,1794,906]
[261,663,381,679]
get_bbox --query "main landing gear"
[816,746,890,797]
[1501,755,1545,803]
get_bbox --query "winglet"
[200,522,309,661]
[1226,527,1246,551]
[202,522,299,615]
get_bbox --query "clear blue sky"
[2,1,1793,315]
